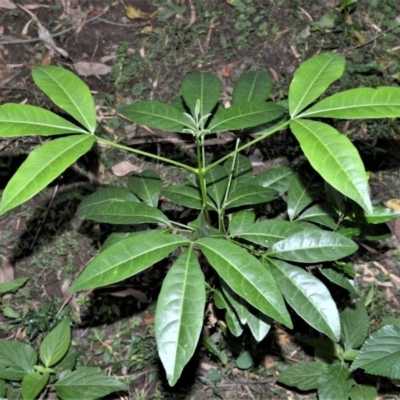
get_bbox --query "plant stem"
[196,135,211,224]
[96,136,198,173]
[205,118,290,172]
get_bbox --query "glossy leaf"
[364,206,400,224]
[22,372,49,400]
[287,170,322,220]
[0,340,36,381]
[225,184,277,209]
[70,233,189,291]
[290,119,372,213]
[220,280,248,324]
[233,220,304,248]
[269,259,340,341]
[289,52,345,117]
[321,268,358,295]
[214,289,243,337]
[32,66,96,133]
[296,202,338,229]
[351,323,400,379]
[277,361,326,391]
[268,229,358,263]
[317,364,352,400]
[128,170,161,207]
[181,72,222,117]
[232,69,273,103]
[78,187,138,211]
[119,101,190,132]
[300,87,400,119]
[196,238,292,327]
[55,367,126,400]
[228,210,256,235]
[253,166,294,194]
[187,212,224,239]
[245,308,272,342]
[349,384,378,400]
[0,134,95,216]
[224,154,253,189]
[340,302,369,351]
[0,104,89,137]
[162,185,203,210]
[77,200,170,226]
[209,102,284,133]
[40,319,71,368]
[155,247,206,386]
[206,165,229,209]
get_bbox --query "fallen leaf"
[111,160,140,176]
[125,5,156,19]
[74,61,111,77]
[386,198,400,211]
[141,313,154,325]
[109,288,148,302]
[0,0,16,9]
[0,255,13,283]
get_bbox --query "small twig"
[0,7,109,45]
[29,184,59,251]
[344,21,400,54]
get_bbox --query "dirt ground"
[1,0,400,399]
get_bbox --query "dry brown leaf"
[220,60,241,78]
[386,198,400,211]
[141,313,154,325]
[0,0,16,9]
[74,62,111,77]
[111,160,140,176]
[0,255,13,283]
[125,5,157,19]
[109,288,148,302]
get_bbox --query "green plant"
[278,302,400,399]
[1,52,400,391]
[0,319,126,399]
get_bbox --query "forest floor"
[1,0,400,399]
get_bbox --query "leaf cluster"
[0,52,400,393]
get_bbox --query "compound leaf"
[232,69,273,103]
[32,66,96,133]
[155,246,205,386]
[232,220,304,248]
[119,101,190,132]
[0,134,95,216]
[268,229,358,263]
[290,119,372,213]
[0,104,88,136]
[300,87,400,119]
[181,72,222,117]
[77,201,170,226]
[289,52,345,117]
[128,170,162,207]
[70,233,189,291]
[196,238,292,328]
[162,185,204,210]
[225,184,277,209]
[209,102,284,133]
[270,259,340,341]
[253,166,294,195]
